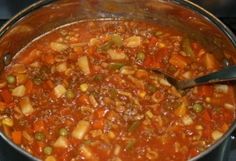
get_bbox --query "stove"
[0,1,236,161]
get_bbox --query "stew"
[0,20,235,161]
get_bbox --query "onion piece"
[212,130,223,140]
[19,97,34,116]
[80,145,92,159]
[54,84,66,98]
[12,85,26,97]
[214,84,229,93]
[107,49,127,60]
[72,120,90,139]
[124,36,141,48]
[50,42,68,52]
[77,56,90,75]
[53,136,69,148]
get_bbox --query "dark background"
[0,0,236,19]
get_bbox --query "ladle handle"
[195,65,236,85]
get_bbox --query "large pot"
[0,0,236,161]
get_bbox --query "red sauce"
[0,20,235,161]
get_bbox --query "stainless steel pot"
[0,0,236,160]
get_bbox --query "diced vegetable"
[112,34,123,47]
[43,146,53,155]
[88,38,99,46]
[50,42,68,52]
[182,38,193,56]
[59,128,68,136]
[65,89,75,99]
[114,145,121,155]
[182,115,193,125]
[72,120,90,139]
[80,145,92,159]
[2,117,14,127]
[128,121,141,133]
[159,78,171,86]
[16,74,27,85]
[214,84,229,94]
[19,97,34,116]
[136,52,145,62]
[145,110,154,119]
[12,131,22,144]
[89,95,98,107]
[56,62,67,73]
[193,103,203,113]
[107,49,128,60]
[109,63,124,70]
[45,155,56,161]
[53,136,68,148]
[80,83,89,92]
[54,84,66,98]
[77,56,90,75]
[125,139,136,151]
[155,31,163,36]
[6,75,16,84]
[34,132,45,141]
[211,130,223,140]
[202,53,218,70]
[175,99,188,117]
[12,85,26,97]
[169,54,189,69]
[146,84,157,93]
[33,77,42,85]
[120,66,135,75]
[125,36,141,48]
[224,103,235,111]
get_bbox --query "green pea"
[65,90,75,99]
[193,103,203,113]
[136,52,145,62]
[59,128,68,136]
[34,132,45,141]
[43,146,53,155]
[6,75,16,84]
[111,34,123,47]
[33,77,42,85]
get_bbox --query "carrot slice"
[12,131,22,144]
[202,109,211,122]
[25,80,33,94]
[93,119,105,129]
[1,89,13,103]
[169,54,190,69]
[197,85,213,97]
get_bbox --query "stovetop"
[0,2,236,161]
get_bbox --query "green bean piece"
[65,90,75,99]
[33,77,42,85]
[59,128,68,136]
[94,74,103,81]
[128,121,141,133]
[34,132,45,141]
[108,63,124,70]
[182,38,193,57]
[43,146,53,155]
[125,139,136,151]
[112,34,123,47]
[109,88,117,98]
[155,31,163,36]
[6,75,16,84]
[193,103,203,113]
[100,41,113,51]
[136,52,145,62]
[146,84,157,93]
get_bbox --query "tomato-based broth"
[0,20,235,161]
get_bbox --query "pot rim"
[0,0,235,161]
